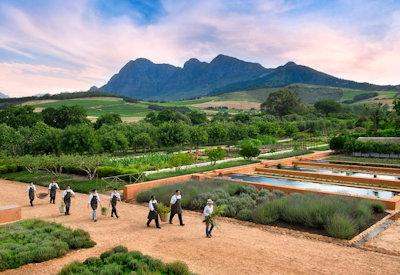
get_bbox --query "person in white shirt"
[109,188,121,218]
[169,190,184,226]
[26,182,36,207]
[48,178,60,204]
[88,189,102,222]
[203,199,214,238]
[146,195,161,229]
[62,186,75,215]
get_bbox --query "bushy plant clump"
[138,180,385,239]
[0,220,95,271]
[59,246,191,275]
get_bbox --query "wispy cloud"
[0,0,399,97]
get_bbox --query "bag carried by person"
[59,201,66,213]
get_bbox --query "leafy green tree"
[233,112,251,123]
[261,89,302,117]
[393,98,400,116]
[363,103,388,134]
[188,110,208,125]
[157,122,190,147]
[207,123,228,144]
[61,124,99,154]
[97,125,128,153]
[0,105,41,128]
[238,139,261,159]
[42,105,89,129]
[94,113,122,129]
[26,122,61,155]
[206,147,226,165]
[132,132,154,152]
[0,123,23,155]
[314,100,342,116]
[227,123,248,145]
[145,109,191,125]
[189,126,208,148]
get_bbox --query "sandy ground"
[193,100,260,110]
[1,179,400,275]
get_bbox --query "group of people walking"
[27,182,216,237]
[146,189,215,238]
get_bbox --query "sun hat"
[207,199,213,204]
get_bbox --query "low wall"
[217,177,400,210]
[0,205,21,224]
[256,167,400,188]
[293,161,400,175]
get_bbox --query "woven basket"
[37,193,48,199]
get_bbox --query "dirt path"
[1,179,400,275]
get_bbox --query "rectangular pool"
[227,174,398,199]
[284,166,400,181]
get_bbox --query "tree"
[42,105,89,129]
[207,123,228,144]
[227,123,248,145]
[189,126,208,148]
[238,139,261,159]
[145,109,191,125]
[132,132,154,152]
[314,100,342,116]
[0,105,41,128]
[206,147,226,165]
[188,110,208,125]
[94,113,122,129]
[26,122,61,155]
[261,88,302,117]
[364,103,388,134]
[393,98,400,117]
[0,123,23,155]
[157,122,191,147]
[97,125,128,153]
[61,124,99,154]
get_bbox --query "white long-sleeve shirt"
[149,199,157,211]
[48,182,60,190]
[88,192,101,203]
[62,189,75,198]
[110,192,121,201]
[203,205,214,217]
[26,185,36,192]
[170,194,181,205]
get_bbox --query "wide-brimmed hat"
[207,199,213,204]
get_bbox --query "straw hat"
[207,199,213,204]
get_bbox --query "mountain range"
[0,92,8,98]
[100,54,399,101]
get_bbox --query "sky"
[0,0,399,97]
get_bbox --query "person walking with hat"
[147,195,161,229]
[109,188,121,218]
[48,178,60,204]
[62,186,75,215]
[203,198,214,238]
[169,190,184,226]
[26,182,36,207]
[88,189,102,222]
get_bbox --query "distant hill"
[100,55,399,101]
[0,92,8,98]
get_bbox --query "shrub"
[325,214,357,239]
[206,147,226,165]
[237,209,253,221]
[164,261,191,275]
[238,139,260,159]
[0,220,95,272]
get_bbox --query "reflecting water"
[227,174,398,199]
[283,166,400,181]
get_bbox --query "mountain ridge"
[100,55,399,101]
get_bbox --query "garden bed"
[0,219,95,271]
[259,150,313,160]
[136,179,387,239]
[59,246,191,275]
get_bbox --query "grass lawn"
[0,220,95,271]
[326,155,400,166]
[259,150,313,160]
[0,171,125,194]
[144,159,258,181]
[60,246,191,275]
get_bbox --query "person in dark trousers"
[62,186,75,215]
[26,182,36,207]
[146,195,161,229]
[109,188,121,218]
[169,190,184,226]
[203,199,214,238]
[88,189,102,222]
[48,178,60,204]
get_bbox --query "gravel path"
[1,179,400,275]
